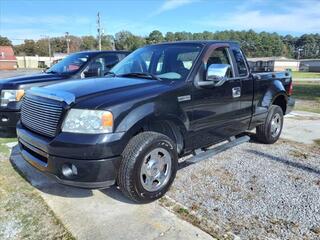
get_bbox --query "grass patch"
[290,149,308,159]
[295,99,320,114]
[293,82,320,101]
[0,137,17,155]
[0,141,74,240]
[314,139,320,146]
[292,82,320,113]
[292,71,320,79]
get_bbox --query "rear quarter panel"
[250,72,291,127]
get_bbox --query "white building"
[16,53,67,69]
[247,57,300,72]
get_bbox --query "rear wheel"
[256,105,283,144]
[117,132,178,203]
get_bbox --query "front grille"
[21,94,63,137]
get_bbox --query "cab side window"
[233,49,248,77]
[207,47,233,78]
[83,54,123,78]
[155,49,199,80]
[101,54,120,72]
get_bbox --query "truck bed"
[254,71,292,95]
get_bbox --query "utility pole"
[48,37,51,66]
[97,12,102,50]
[112,38,115,50]
[65,32,70,54]
[297,48,303,60]
[41,35,52,66]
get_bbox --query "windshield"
[111,44,202,81]
[47,53,90,74]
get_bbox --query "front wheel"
[256,105,284,144]
[117,132,178,203]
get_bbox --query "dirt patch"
[294,99,320,114]
[314,139,320,146]
[159,196,229,240]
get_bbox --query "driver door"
[190,45,243,148]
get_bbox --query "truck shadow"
[0,128,17,138]
[9,145,136,203]
[100,187,138,204]
[247,149,320,176]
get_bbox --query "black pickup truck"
[16,41,294,202]
[0,50,129,131]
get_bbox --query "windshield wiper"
[45,70,59,74]
[118,72,161,81]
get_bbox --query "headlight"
[1,89,25,107]
[62,109,113,134]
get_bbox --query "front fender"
[114,100,189,150]
[115,102,156,132]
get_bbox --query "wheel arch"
[128,116,187,155]
[115,103,188,155]
[272,93,287,115]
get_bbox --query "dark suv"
[0,50,130,131]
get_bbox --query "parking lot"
[0,69,41,79]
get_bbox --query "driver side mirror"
[83,62,102,78]
[42,67,49,73]
[198,64,231,87]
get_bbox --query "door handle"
[232,87,241,98]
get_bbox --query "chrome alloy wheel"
[271,113,282,138]
[140,147,172,192]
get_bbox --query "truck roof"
[75,50,131,55]
[152,40,240,47]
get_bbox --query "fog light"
[62,163,78,178]
[1,117,8,122]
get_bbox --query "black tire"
[117,131,178,203]
[256,105,284,144]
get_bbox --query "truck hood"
[39,77,166,105]
[0,73,68,87]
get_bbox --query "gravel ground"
[167,139,320,240]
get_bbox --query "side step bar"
[178,135,250,170]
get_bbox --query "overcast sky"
[1,0,319,44]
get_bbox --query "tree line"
[0,30,319,59]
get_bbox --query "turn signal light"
[101,112,113,127]
[16,90,25,101]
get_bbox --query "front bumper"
[286,96,295,115]
[17,123,123,189]
[0,110,20,128]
